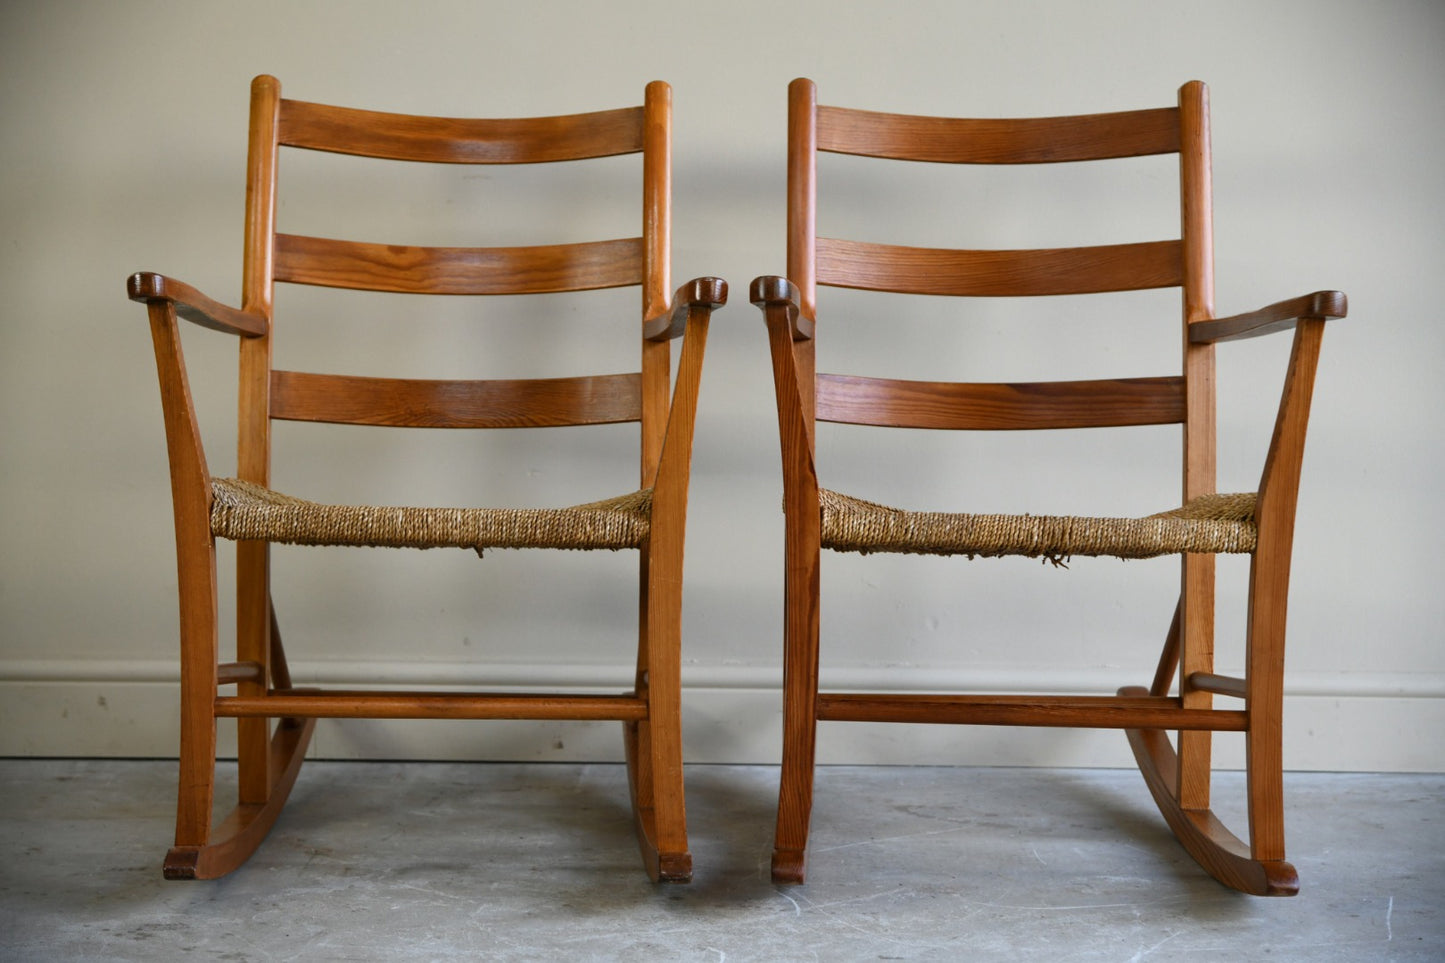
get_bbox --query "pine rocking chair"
[751,78,1345,895]
[128,76,725,881]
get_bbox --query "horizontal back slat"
[279,99,645,163]
[817,105,1180,163]
[274,234,645,294]
[816,374,1186,430]
[817,238,1183,296]
[271,370,643,428]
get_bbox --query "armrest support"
[1189,291,1345,531]
[645,277,726,495]
[750,275,820,486]
[749,275,815,341]
[130,274,218,557]
[127,272,268,338]
[644,276,728,341]
[1189,290,1346,344]
[1248,316,1328,592]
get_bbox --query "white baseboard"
[3,660,1441,771]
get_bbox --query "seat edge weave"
[210,477,651,552]
[818,488,1257,561]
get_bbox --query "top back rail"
[815,104,1181,163]
[279,99,646,163]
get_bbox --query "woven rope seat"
[819,488,1258,562]
[210,477,652,552]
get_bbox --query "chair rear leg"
[235,542,272,805]
[1176,558,1216,812]
[623,718,655,862]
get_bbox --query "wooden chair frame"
[751,78,1346,895]
[128,76,725,882]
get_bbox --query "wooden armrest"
[1189,290,1346,344]
[749,276,815,341]
[127,272,268,337]
[643,277,728,341]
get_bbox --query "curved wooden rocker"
[1123,695,1298,896]
[130,77,725,881]
[753,79,1345,894]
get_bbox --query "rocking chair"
[751,78,1345,895]
[128,76,725,881]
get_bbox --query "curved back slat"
[270,370,643,428]
[815,374,1186,430]
[279,99,646,164]
[817,105,1181,163]
[816,238,1183,297]
[274,234,645,294]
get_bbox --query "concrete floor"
[0,761,1440,961]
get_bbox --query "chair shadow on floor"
[798,765,1264,901]
[252,762,1260,900]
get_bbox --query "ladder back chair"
[750,78,1345,895]
[128,76,725,881]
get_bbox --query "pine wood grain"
[269,370,643,428]
[818,103,1181,163]
[816,374,1186,430]
[274,234,644,294]
[280,97,644,164]
[816,238,1183,297]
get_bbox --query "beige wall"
[2,0,1441,769]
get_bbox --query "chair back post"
[236,73,283,803]
[787,77,819,431]
[1180,79,1217,497]
[240,74,281,487]
[1177,79,1218,809]
[640,80,672,483]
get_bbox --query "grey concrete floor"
[0,761,1440,961]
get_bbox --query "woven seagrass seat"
[210,478,653,552]
[128,76,725,882]
[819,489,1258,561]
[751,78,1346,896]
